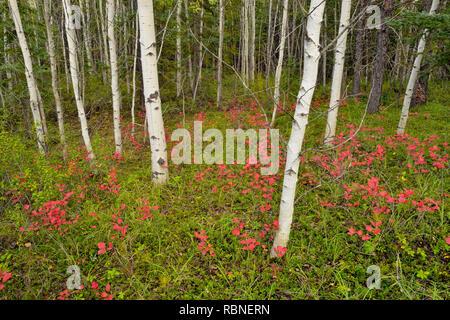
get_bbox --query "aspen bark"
[271,0,289,126]
[271,0,326,257]
[63,0,96,161]
[8,0,46,153]
[193,5,204,101]
[397,0,440,134]
[131,13,139,139]
[324,0,352,145]
[249,0,256,82]
[217,0,225,108]
[176,0,182,98]
[44,0,67,159]
[138,0,169,184]
[107,0,122,155]
[184,0,194,93]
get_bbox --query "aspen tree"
[324,0,352,145]
[271,0,326,257]
[271,0,289,126]
[43,0,67,159]
[138,0,169,184]
[176,0,182,98]
[63,0,96,161]
[8,0,46,153]
[397,0,440,134]
[107,0,122,155]
[217,0,224,108]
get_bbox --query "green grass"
[0,77,449,300]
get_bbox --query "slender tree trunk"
[322,14,327,87]
[176,0,182,98]
[193,5,204,101]
[60,10,71,92]
[271,0,326,257]
[44,0,67,159]
[184,0,194,93]
[397,0,440,134]
[8,0,46,153]
[271,0,289,126]
[131,13,139,139]
[366,0,393,114]
[107,0,122,155]
[241,0,249,84]
[138,0,169,185]
[265,0,273,78]
[63,0,96,161]
[249,0,256,82]
[217,0,225,108]
[324,0,352,145]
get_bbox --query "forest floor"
[0,85,449,299]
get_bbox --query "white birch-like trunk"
[249,0,256,82]
[324,0,352,145]
[271,0,326,257]
[60,15,71,92]
[131,13,139,139]
[271,0,289,126]
[107,0,122,155]
[241,0,249,84]
[265,0,273,78]
[397,0,440,135]
[322,14,327,87]
[216,0,224,108]
[184,0,194,93]
[8,0,46,153]
[176,0,182,98]
[63,0,96,161]
[193,6,204,101]
[44,0,67,159]
[138,0,169,184]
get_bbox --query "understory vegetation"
[1,74,448,299]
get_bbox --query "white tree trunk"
[217,0,225,108]
[193,6,204,101]
[271,0,289,126]
[324,0,352,145]
[63,0,96,161]
[138,0,169,185]
[60,15,71,92]
[8,0,46,153]
[397,0,440,135]
[184,0,194,93]
[249,0,256,82]
[131,13,139,139]
[176,0,182,98]
[265,0,273,78]
[322,14,327,87]
[271,0,326,257]
[44,0,67,159]
[107,0,122,155]
[241,0,249,84]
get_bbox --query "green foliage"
[388,9,450,70]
